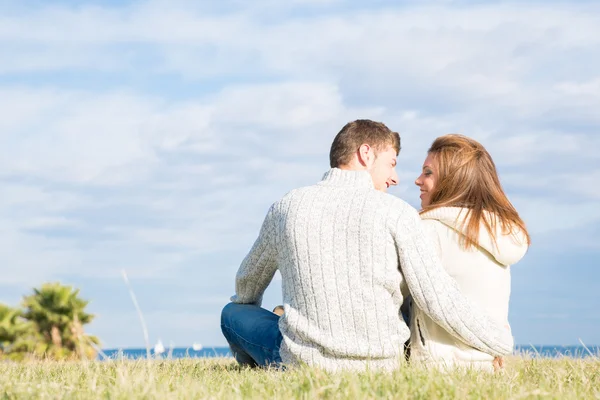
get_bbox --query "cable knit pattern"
[231,169,514,372]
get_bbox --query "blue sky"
[0,0,598,349]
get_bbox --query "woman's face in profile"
[415,153,437,208]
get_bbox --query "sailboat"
[154,339,165,355]
[192,342,203,351]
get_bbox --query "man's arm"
[230,204,278,306]
[393,208,513,356]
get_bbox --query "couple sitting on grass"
[221,119,530,372]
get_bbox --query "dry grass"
[0,356,598,399]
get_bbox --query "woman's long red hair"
[421,134,531,249]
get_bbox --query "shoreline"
[98,345,600,360]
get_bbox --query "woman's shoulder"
[420,218,449,233]
[417,219,447,258]
[419,208,465,236]
[420,206,468,224]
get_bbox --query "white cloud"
[513,197,600,236]
[0,80,381,286]
[556,78,600,97]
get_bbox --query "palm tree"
[0,304,24,348]
[22,282,100,359]
[0,304,41,360]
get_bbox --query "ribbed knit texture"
[231,168,514,372]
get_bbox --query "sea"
[100,345,599,361]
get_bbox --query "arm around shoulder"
[419,219,443,259]
[392,209,514,356]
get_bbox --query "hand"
[272,305,284,316]
[493,356,505,371]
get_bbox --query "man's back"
[260,169,413,371]
[225,120,513,372]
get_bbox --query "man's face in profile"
[369,145,398,192]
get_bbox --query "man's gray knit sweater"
[231,168,513,372]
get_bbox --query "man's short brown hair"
[329,119,401,168]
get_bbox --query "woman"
[411,134,530,371]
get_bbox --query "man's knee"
[221,302,238,328]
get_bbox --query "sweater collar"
[319,168,374,189]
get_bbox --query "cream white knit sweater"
[410,207,528,370]
[231,168,513,372]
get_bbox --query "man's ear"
[357,144,374,168]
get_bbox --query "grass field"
[0,356,598,399]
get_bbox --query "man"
[221,119,513,372]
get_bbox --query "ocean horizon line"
[102,344,599,350]
[98,345,600,360]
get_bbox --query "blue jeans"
[220,303,283,368]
